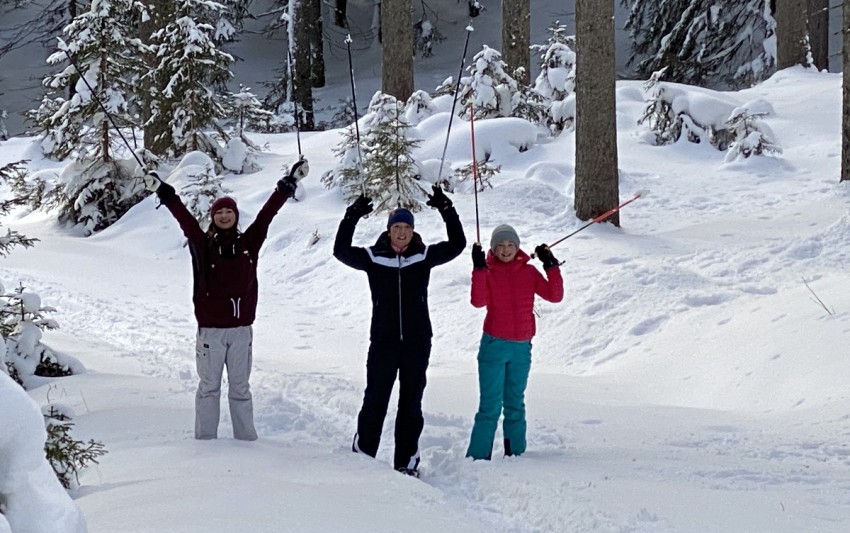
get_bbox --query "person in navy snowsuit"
[333,185,465,476]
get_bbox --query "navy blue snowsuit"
[333,206,465,470]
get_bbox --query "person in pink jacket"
[466,224,564,460]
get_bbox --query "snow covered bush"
[404,90,437,127]
[41,156,146,235]
[42,404,107,490]
[451,160,500,193]
[639,72,781,159]
[0,372,88,532]
[1,283,83,389]
[724,103,782,162]
[457,45,522,120]
[173,152,233,229]
[220,85,272,173]
[0,163,39,256]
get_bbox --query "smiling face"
[493,240,518,263]
[389,222,413,250]
[213,207,237,230]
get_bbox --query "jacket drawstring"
[230,297,241,319]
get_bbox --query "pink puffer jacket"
[470,249,563,341]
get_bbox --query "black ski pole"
[437,23,474,183]
[345,34,366,196]
[61,46,145,169]
[469,102,481,244]
[287,48,303,157]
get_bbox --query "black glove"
[277,176,298,198]
[425,184,452,211]
[534,244,560,269]
[472,242,487,269]
[345,195,373,220]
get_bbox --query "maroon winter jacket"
[164,190,287,328]
[471,249,563,341]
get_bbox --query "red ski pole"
[535,191,647,256]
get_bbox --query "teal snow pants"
[466,333,532,460]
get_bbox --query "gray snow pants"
[194,326,258,441]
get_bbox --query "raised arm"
[423,184,466,266]
[333,196,374,271]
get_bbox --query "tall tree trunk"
[842,1,850,181]
[306,0,325,88]
[574,0,619,225]
[141,0,174,156]
[334,0,347,27]
[501,0,530,84]
[776,0,808,69]
[381,0,413,100]
[807,0,829,71]
[293,0,315,131]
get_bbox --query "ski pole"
[469,102,481,243]
[287,48,302,157]
[535,191,647,256]
[437,23,473,183]
[60,44,145,169]
[345,34,366,196]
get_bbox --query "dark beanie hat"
[490,224,520,251]
[211,196,239,222]
[387,208,414,229]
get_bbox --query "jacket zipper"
[397,254,403,341]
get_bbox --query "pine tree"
[220,85,272,173]
[1,284,65,385]
[179,164,232,229]
[531,22,577,134]
[30,0,147,161]
[457,45,521,120]
[622,0,777,89]
[323,92,426,211]
[43,405,108,489]
[0,162,39,256]
[360,94,426,213]
[723,107,782,162]
[147,0,234,159]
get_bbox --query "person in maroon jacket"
[143,161,306,440]
[466,224,563,460]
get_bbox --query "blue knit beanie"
[387,208,414,229]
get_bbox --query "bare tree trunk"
[381,0,413,100]
[842,1,850,181]
[776,0,808,69]
[334,0,347,27]
[501,0,530,84]
[293,0,315,130]
[140,0,173,156]
[306,0,325,88]
[574,0,619,225]
[807,0,829,70]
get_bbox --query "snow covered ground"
[3,65,850,532]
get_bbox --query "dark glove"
[425,183,452,211]
[472,242,487,269]
[534,244,560,269]
[345,195,373,220]
[277,176,298,198]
